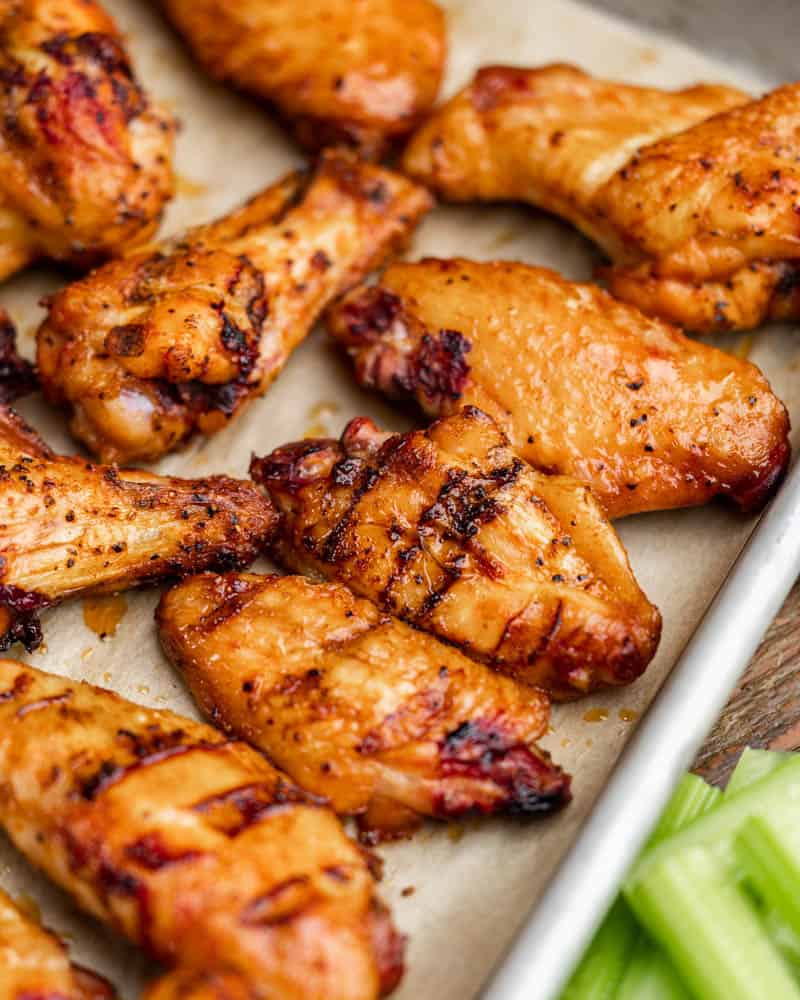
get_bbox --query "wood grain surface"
[694,580,800,785]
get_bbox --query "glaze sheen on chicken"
[158,572,571,839]
[0,0,174,280]
[328,259,791,518]
[0,404,276,651]
[0,887,116,1000]
[403,66,800,332]
[251,408,661,699]
[37,151,432,464]
[159,0,445,158]
[0,659,404,1000]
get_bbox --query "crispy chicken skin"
[37,151,432,464]
[0,887,116,1000]
[159,0,445,159]
[0,0,174,281]
[251,408,661,699]
[0,660,404,1000]
[401,66,800,331]
[157,572,571,840]
[0,404,276,651]
[327,259,791,518]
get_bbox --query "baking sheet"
[0,1,796,997]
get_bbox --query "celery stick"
[726,748,790,797]
[616,937,690,1000]
[737,814,800,937]
[627,845,800,1000]
[560,898,638,1000]
[650,773,721,845]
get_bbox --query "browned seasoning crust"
[157,572,570,841]
[0,0,175,281]
[36,150,433,464]
[251,407,661,700]
[0,886,117,1000]
[0,404,277,651]
[0,659,404,1000]
[159,0,446,159]
[327,258,791,518]
[402,65,800,332]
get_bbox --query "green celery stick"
[726,748,790,797]
[560,899,638,1000]
[616,937,690,1000]
[626,845,800,1000]
[737,814,800,937]
[650,774,721,845]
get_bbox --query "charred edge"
[436,719,571,817]
[471,65,534,112]
[0,315,37,403]
[726,437,792,514]
[368,897,407,997]
[338,287,403,341]
[250,439,340,494]
[0,585,52,652]
[403,329,471,406]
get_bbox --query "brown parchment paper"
[0,1,794,996]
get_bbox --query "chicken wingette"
[157,572,571,840]
[159,0,445,158]
[0,404,276,651]
[327,258,790,518]
[0,887,116,1000]
[37,150,432,464]
[0,659,404,1000]
[251,407,661,699]
[0,0,174,281]
[403,65,800,332]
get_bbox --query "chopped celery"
[650,773,721,845]
[560,899,639,1000]
[737,814,800,938]
[626,845,800,1000]
[726,748,790,797]
[616,937,690,1000]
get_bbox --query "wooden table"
[695,581,800,785]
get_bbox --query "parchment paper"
[0,1,795,996]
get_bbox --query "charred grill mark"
[16,691,72,717]
[406,329,471,404]
[340,287,402,339]
[321,465,381,564]
[240,875,313,927]
[0,671,32,702]
[191,779,317,837]
[125,833,202,870]
[250,438,340,494]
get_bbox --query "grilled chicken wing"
[401,66,800,331]
[251,408,661,699]
[0,404,276,651]
[0,0,174,281]
[159,0,445,159]
[0,659,404,1000]
[0,887,116,1000]
[157,571,570,840]
[327,259,790,518]
[37,150,432,464]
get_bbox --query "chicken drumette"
[403,65,800,332]
[158,572,571,840]
[37,150,432,464]
[0,0,174,280]
[0,659,404,1000]
[327,258,790,518]
[251,407,661,700]
[0,403,276,651]
[159,0,445,158]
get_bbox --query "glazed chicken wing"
[159,0,445,158]
[157,572,570,841]
[0,659,403,1000]
[402,66,800,331]
[327,259,790,518]
[0,404,276,651]
[251,407,661,699]
[0,887,116,1000]
[0,0,174,280]
[37,150,432,464]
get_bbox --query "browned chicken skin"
[327,259,791,518]
[159,0,445,158]
[0,404,276,651]
[403,65,800,331]
[0,887,116,1000]
[251,408,661,699]
[157,572,571,840]
[0,659,404,999]
[37,150,432,464]
[0,0,174,280]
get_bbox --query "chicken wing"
[402,66,800,331]
[327,258,790,518]
[251,407,661,699]
[0,0,174,280]
[159,0,445,158]
[0,659,404,1000]
[37,150,432,464]
[0,308,36,403]
[0,404,276,651]
[157,571,570,840]
[0,887,116,1000]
